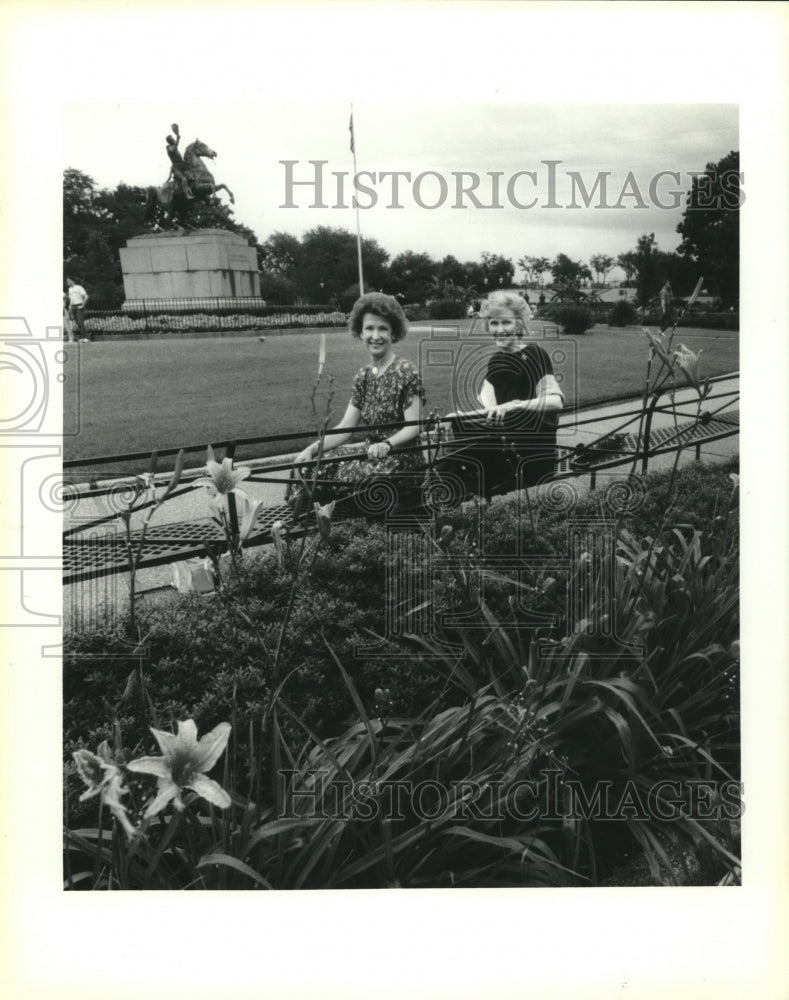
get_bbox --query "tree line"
[63,151,739,309]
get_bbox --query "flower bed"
[86,308,348,335]
[64,460,741,889]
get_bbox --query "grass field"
[63,320,738,473]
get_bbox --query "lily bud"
[239,497,264,544]
[643,328,671,365]
[271,520,287,568]
[160,449,186,503]
[314,500,336,540]
[119,668,138,705]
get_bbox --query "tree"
[589,253,615,286]
[531,257,551,289]
[658,252,699,298]
[676,150,740,307]
[517,255,536,285]
[436,255,467,289]
[461,260,486,293]
[298,226,389,303]
[258,272,298,304]
[63,169,101,265]
[480,251,514,289]
[63,170,136,306]
[550,253,587,285]
[634,233,660,307]
[387,251,436,303]
[259,231,302,278]
[617,251,638,286]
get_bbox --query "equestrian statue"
[145,123,235,231]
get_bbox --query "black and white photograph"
[2,3,787,999]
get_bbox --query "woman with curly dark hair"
[292,293,426,499]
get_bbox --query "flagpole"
[349,104,365,294]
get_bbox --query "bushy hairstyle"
[480,290,531,334]
[349,292,409,343]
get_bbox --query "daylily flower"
[172,557,216,594]
[672,344,704,390]
[73,741,118,800]
[194,444,250,496]
[127,719,232,817]
[72,742,137,838]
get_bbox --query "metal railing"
[62,375,739,584]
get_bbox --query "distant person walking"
[659,280,674,332]
[63,293,75,342]
[66,278,90,342]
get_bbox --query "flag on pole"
[349,111,355,155]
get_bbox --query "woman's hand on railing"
[367,440,392,461]
[294,446,315,466]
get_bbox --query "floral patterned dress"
[293,357,426,503]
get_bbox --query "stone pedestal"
[120,229,260,301]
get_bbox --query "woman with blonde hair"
[443,290,563,493]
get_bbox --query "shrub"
[428,298,466,320]
[258,273,298,304]
[403,303,430,322]
[553,305,593,335]
[608,300,638,327]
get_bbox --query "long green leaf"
[197,852,273,889]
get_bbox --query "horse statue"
[145,133,235,231]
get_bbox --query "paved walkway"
[64,374,739,629]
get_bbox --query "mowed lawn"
[63,321,739,474]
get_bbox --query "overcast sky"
[63,102,738,281]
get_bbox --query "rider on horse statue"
[145,122,235,229]
[165,123,194,199]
